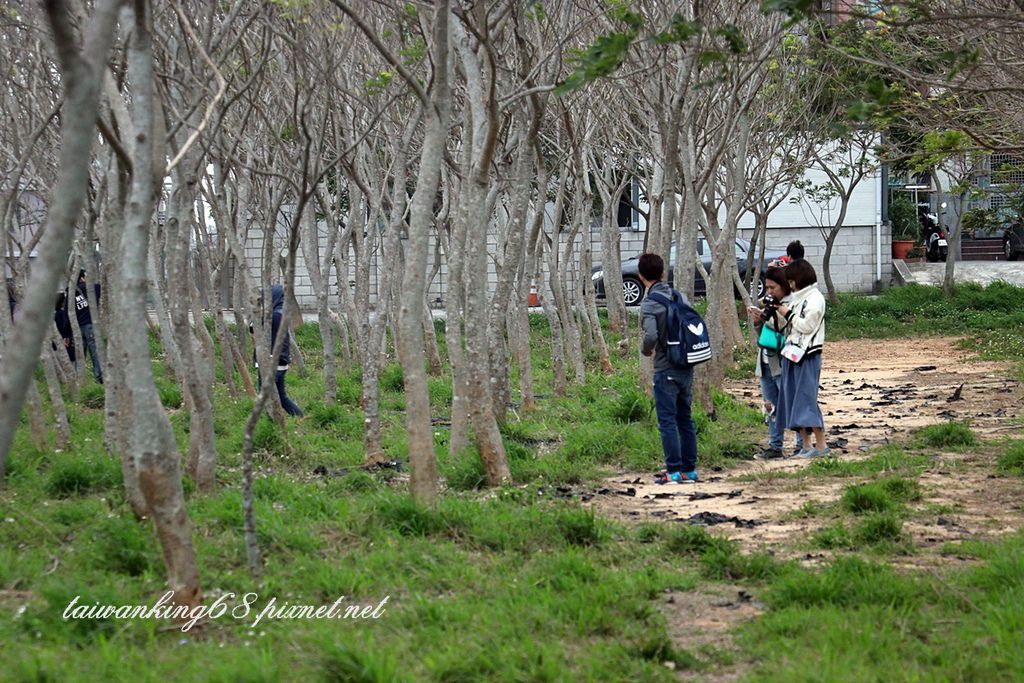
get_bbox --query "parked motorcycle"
[920,212,948,262]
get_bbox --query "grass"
[757,445,930,481]
[996,439,1024,475]
[740,533,1024,682]
[4,307,767,681]
[914,421,978,452]
[4,283,1023,681]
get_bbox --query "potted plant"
[889,193,918,259]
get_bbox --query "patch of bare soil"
[590,337,1024,556]
[660,586,761,682]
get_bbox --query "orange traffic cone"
[528,280,539,307]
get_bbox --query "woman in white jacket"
[775,259,828,458]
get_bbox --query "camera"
[760,294,780,320]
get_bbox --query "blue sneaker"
[655,470,698,484]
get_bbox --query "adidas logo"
[687,322,704,336]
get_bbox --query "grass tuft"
[996,439,1024,475]
[914,421,978,451]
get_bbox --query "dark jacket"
[640,281,692,373]
[54,296,77,362]
[74,282,101,328]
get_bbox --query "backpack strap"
[646,291,674,307]
[646,291,675,348]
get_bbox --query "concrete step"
[960,238,1004,261]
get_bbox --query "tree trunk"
[121,1,201,606]
[40,348,71,450]
[399,1,450,503]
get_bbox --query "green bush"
[889,192,919,240]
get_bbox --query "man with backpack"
[638,253,710,485]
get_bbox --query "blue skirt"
[777,353,823,431]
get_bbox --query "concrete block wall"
[237,219,886,313]
[734,224,892,293]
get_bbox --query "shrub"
[889,192,919,240]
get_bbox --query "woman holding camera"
[747,267,802,459]
[774,260,828,458]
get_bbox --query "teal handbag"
[757,324,785,351]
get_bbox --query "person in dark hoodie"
[54,292,76,363]
[638,253,699,485]
[255,284,303,417]
[74,270,103,383]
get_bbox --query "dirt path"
[589,337,1024,554]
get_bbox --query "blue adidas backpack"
[646,290,712,367]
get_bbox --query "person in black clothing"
[54,292,76,363]
[74,271,103,383]
[786,240,805,261]
[254,284,303,417]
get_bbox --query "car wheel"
[622,277,643,306]
[755,276,765,299]
[1007,238,1020,261]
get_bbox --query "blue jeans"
[258,369,304,417]
[759,358,803,452]
[653,368,697,473]
[80,323,103,384]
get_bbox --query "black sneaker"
[754,448,784,460]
